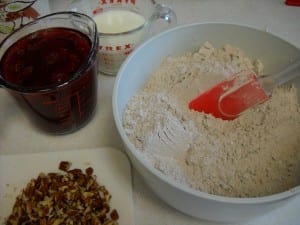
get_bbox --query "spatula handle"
[260,59,300,94]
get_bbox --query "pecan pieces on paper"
[5,161,119,225]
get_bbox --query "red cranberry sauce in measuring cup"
[0,28,98,134]
[1,28,91,88]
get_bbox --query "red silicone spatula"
[188,60,300,120]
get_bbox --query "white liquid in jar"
[93,10,146,34]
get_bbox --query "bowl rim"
[113,22,300,205]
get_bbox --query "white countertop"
[0,0,299,224]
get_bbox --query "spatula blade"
[188,70,269,120]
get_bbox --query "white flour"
[123,42,300,197]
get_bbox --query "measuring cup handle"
[149,4,177,34]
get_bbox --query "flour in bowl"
[122,42,300,197]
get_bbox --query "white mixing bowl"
[113,23,300,223]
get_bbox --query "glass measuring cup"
[0,12,99,134]
[90,0,177,75]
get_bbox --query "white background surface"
[0,0,299,225]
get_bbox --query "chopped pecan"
[86,167,94,176]
[5,162,119,225]
[58,161,71,172]
[110,209,119,221]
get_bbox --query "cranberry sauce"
[0,28,91,89]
